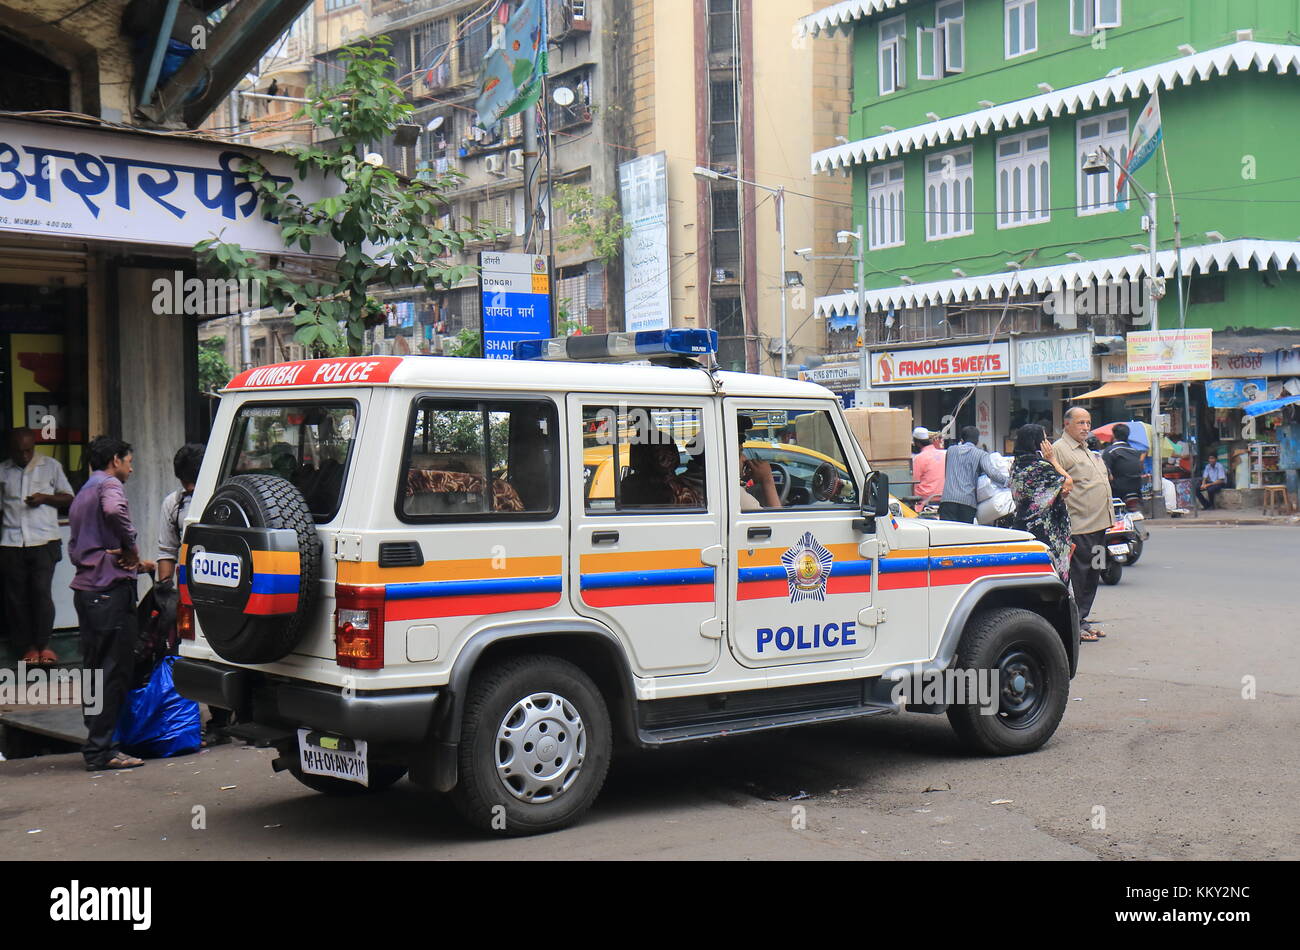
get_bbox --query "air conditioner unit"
[508,148,524,170]
[485,153,505,175]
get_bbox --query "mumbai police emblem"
[781,532,833,603]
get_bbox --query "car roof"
[224,355,835,400]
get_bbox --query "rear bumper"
[173,657,440,744]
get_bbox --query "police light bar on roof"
[514,329,718,362]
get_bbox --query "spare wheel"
[180,474,322,665]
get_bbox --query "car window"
[401,398,557,520]
[582,405,706,512]
[224,402,357,521]
[737,408,858,508]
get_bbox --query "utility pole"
[522,105,540,253]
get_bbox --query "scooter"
[1101,497,1145,585]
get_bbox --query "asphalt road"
[3,522,1296,861]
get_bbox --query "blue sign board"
[480,252,552,360]
[482,289,552,359]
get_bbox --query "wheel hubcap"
[495,691,586,803]
[998,648,1045,728]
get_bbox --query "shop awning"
[1244,395,1300,417]
[813,240,1300,317]
[811,41,1300,172]
[1070,381,1183,400]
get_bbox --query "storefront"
[0,115,329,645]
[867,341,1012,451]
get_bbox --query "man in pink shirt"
[912,427,946,506]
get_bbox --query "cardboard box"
[840,408,875,458]
[795,410,841,460]
[866,407,914,460]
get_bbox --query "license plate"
[297,729,369,786]
[1108,544,1130,557]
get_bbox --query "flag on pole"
[475,0,549,129]
[1116,91,1162,210]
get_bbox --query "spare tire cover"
[180,474,322,665]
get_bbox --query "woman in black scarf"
[1010,424,1077,604]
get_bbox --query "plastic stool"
[1262,485,1292,515]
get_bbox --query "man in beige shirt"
[1053,407,1113,641]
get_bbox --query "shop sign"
[799,362,860,387]
[0,117,336,256]
[1126,329,1213,381]
[1012,333,1095,385]
[1100,353,1128,381]
[1205,378,1269,409]
[1210,348,1300,378]
[869,342,1011,390]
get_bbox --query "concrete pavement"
[2,521,1295,860]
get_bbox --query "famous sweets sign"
[0,117,334,256]
[869,342,1011,389]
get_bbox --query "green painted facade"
[839,0,1300,331]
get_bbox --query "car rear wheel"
[449,655,611,836]
[947,607,1070,756]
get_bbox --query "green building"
[799,0,1300,494]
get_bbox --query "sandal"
[87,753,145,772]
[1080,629,1100,642]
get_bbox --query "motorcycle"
[1101,497,1147,585]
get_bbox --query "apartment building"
[801,0,1300,452]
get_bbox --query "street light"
[694,166,791,376]
[1084,145,1166,511]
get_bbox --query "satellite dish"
[552,86,575,107]
[364,153,384,167]
[426,115,445,131]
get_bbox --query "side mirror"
[863,470,890,518]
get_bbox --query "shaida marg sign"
[0,117,335,257]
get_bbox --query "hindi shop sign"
[0,117,335,256]
[479,252,552,360]
[1012,333,1096,385]
[1126,329,1213,381]
[869,342,1011,390]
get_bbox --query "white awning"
[813,240,1300,316]
[797,0,911,39]
[812,42,1300,173]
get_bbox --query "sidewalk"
[1153,507,1300,527]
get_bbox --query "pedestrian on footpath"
[1009,424,1074,583]
[0,429,74,666]
[69,436,155,771]
[1197,454,1228,510]
[156,442,230,745]
[911,427,946,508]
[940,426,1007,524]
[1053,407,1113,641]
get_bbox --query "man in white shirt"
[0,429,74,665]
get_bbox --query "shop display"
[1249,443,1284,489]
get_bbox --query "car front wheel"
[947,607,1070,756]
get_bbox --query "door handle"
[592,530,620,544]
[747,526,772,541]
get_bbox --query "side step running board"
[638,702,898,745]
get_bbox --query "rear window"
[223,402,358,521]
[399,398,558,521]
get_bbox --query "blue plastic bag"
[113,655,202,758]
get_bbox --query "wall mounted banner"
[619,152,671,333]
[1126,329,1213,381]
[1205,378,1269,409]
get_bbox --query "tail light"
[335,585,385,670]
[177,604,195,640]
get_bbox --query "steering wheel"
[811,462,840,502]
[766,461,791,505]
